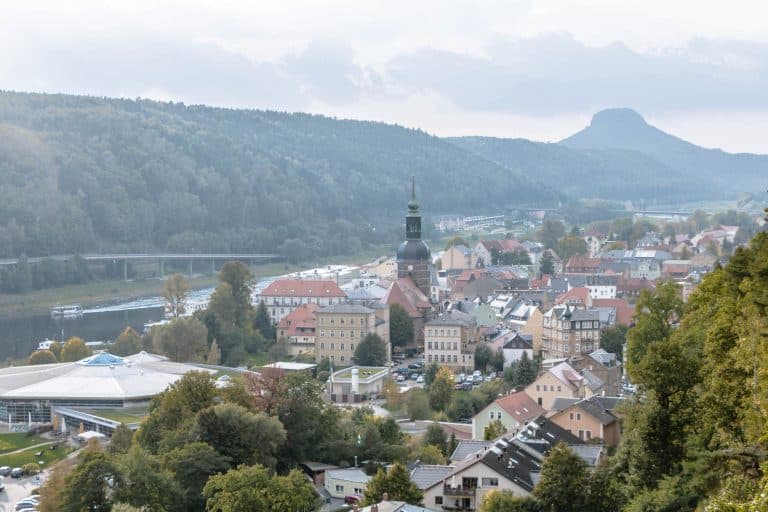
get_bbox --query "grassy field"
[0,434,47,454]
[0,442,72,469]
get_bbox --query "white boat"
[51,304,84,318]
[37,339,57,350]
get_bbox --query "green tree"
[354,333,388,366]
[61,336,92,362]
[429,366,454,412]
[112,327,142,357]
[362,462,423,506]
[60,447,118,512]
[113,445,180,512]
[540,250,555,276]
[557,235,588,263]
[423,422,447,455]
[534,443,589,512]
[206,339,222,365]
[195,403,286,469]
[600,324,628,361]
[48,341,63,361]
[218,261,254,327]
[416,444,445,464]
[474,343,493,372]
[204,464,316,512]
[153,316,209,362]
[28,349,57,365]
[424,362,439,387]
[390,303,414,348]
[163,442,231,511]
[406,389,432,420]
[483,419,506,440]
[108,424,134,454]
[537,219,566,250]
[162,273,190,319]
[253,301,275,341]
[481,491,541,512]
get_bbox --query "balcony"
[443,485,477,497]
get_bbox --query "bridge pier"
[188,259,193,279]
[159,260,165,279]
[210,259,216,275]
[122,260,128,282]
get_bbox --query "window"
[569,412,573,420]
[578,430,585,439]
[482,478,499,487]
[453,329,458,336]
[340,343,344,350]
[489,411,495,420]
[360,331,365,338]
[440,329,444,336]
[336,485,344,492]
[320,343,325,350]
[340,331,345,337]
[340,356,345,362]
[440,342,445,350]
[440,355,445,362]
[350,344,355,351]
[453,342,458,350]
[564,344,570,353]
[319,330,325,337]
[557,385,561,392]
[428,355,433,362]
[330,343,335,350]
[428,329,433,335]
[575,343,581,353]
[435,497,443,505]
[453,355,458,362]
[536,385,540,391]
[576,413,581,420]
[340,318,345,324]
[428,342,433,349]
[354,487,363,495]
[542,385,547,391]
[563,333,570,341]
[330,330,335,337]
[360,318,364,325]
[586,430,592,440]
[330,319,334,324]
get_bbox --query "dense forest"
[0,90,556,259]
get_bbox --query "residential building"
[315,303,390,364]
[565,255,601,274]
[501,333,534,367]
[471,391,545,439]
[662,259,692,279]
[371,257,397,278]
[539,305,601,358]
[422,438,539,510]
[549,395,621,445]
[258,279,346,323]
[325,468,370,499]
[276,303,318,356]
[443,244,477,271]
[585,275,618,300]
[327,366,389,403]
[424,311,477,372]
[524,361,584,410]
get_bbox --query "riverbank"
[0,247,391,318]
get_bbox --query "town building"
[326,366,389,403]
[424,310,477,372]
[471,391,544,440]
[539,305,601,358]
[315,303,390,364]
[442,244,477,271]
[549,395,622,445]
[524,361,584,410]
[585,275,618,300]
[325,467,370,499]
[276,303,318,356]
[257,279,346,323]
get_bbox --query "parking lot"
[0,472,46,512]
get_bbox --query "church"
[383,178,435,353]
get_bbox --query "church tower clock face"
[408,265,414,271]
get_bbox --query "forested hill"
[0,91,555,258]
[450,109,768,202]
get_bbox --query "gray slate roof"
[410,464,455,490]
[449,440,490,462]
[317,303,374,314]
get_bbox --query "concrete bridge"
[0,253,282,280]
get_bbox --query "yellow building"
[315,303,390,364]
[424,310,477,372]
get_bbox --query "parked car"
[411,373,419,381]
[10,467,24,478]
[417,375,425,384]
[396,374,406,382]
[408,363,421,370]
[458,373,467,382]
[472,370,482,378]
[0,466,11,476]
[344,495,362,505]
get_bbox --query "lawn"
[0,443,72,469]
[0,434,47,454]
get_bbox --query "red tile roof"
[260,279,346,298]
[277,303,319,336]
[592,298,634,326]
[383,277,432,318]
[565,255,601,272]
[556,287,590,306]
[492,392,545,424]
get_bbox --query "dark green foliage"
[60,448,118,512]
[253,301,275,341]
[480,491,541,512]
[0,91,556,263]
[362,463,423,506]
[108,424,134,455]
[424,362,439,387]
[534,443,589,512]
[113,446,180,512]
[474,343,493,372]
[389,303,414,348]
[537,219,566,250]
[28,349,57,365]
[354,333,388,366]
[491,248,532,265]
[503,351,539,390]
[112,327,143,357]
[163,442,231,511]
[540,251,555,276]
[600,325,628,361]
[423,422,447,455]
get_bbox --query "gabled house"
[539,305,601,359]
[424,310,478,372]
[565,255,601,274]
[524,361,584,410]
[501,333,533,367]
[443,244,477,271]
[471,391,545,440]
[585,275,618,300]
[257,279,346,323]
[276,303,319,356]
[549,395,622,445]
[384,277,434,351]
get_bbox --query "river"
[0,264,361,361]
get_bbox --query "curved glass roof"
[77,352,126,366]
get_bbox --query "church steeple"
[405,176,421,240]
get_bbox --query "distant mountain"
[560,108,768,196]
[0,91,556,258]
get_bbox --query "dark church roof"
[397,239,431,261]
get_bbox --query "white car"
[417,375,425,384]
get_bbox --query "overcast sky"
[2,1,767,152]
